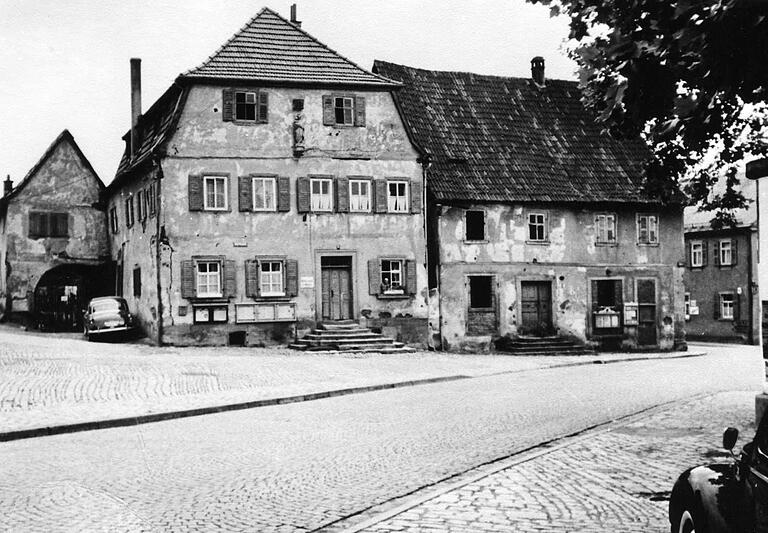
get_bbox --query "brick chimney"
[130,58,142,158]
[531,56,545,86]
[290,4,302,28]
[3,175,12,196]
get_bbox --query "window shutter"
[731,238,738,266]
[277,177,291,212]
[224,259,236,298]
[296,177,310,213]
[734,292,741,322]
[354,96,366,127]
[137,190,145,220]
[322,95,334,125]
[238,176,252,212]
[245,260,260,298]
[368,259,381,295]
[56,213,68,237]
[713,292,720,319]
[590,280,599,313]
[286,259,299,297]
[702,241,708,267]
[374,179,388,213]
[686,241,691,268]
[335,177,349,213]
[713,241,720,266]
[406,260,417,295]
[28,212,41,237]
[181,260,196,299]
[188,174,204,211]
[258,91,269,123]
[613,280,623,306]
[410,181,423,214]
[222,88,234,122]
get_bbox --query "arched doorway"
[34,264,109,331]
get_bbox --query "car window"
[91,300,125,313]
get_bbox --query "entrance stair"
[288,321,415,354]
[494,335,595,356]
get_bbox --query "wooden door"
[520,281,552,336]
[637,279,657,345]
[321,267,352,321]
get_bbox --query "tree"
[528,0,768,227]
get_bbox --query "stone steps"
[289,322,415,354]
[494,335,595,356]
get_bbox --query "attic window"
[465,210,485,241]
[229,90,268,123]
[334,97,354,125]
[235,92,256,121]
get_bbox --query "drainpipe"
[155,160,164,345]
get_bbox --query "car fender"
[670,465,742,533]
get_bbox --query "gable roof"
[181,8,399,88]
[684,171,757,231]
[1,130,102,208]
[373,60,659,205]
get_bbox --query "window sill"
[190,297,228,304]
[526,240,550,245]
[251,208,278,213]
[377,294,411,300]
[255,295,290,301]
[636,242,660,247]
[201,208,229,213]
[689,265,705,269]
[594,241,618,247]
[718,318,735,322]
[464,240,488,244]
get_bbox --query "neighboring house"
[683,176,759,344]
[0,130,110,330]
[374,59,686,352]
[105,8,427,346]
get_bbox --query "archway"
[34,264,111,331]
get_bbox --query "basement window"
[465,210,486,241]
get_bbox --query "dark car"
[83,296,135,341]
[669,412,768,533]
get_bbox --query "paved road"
[0,345,761,532]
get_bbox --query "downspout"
[155,160,164,345]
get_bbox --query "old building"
[374,59,686,352]
[106,8,427,346]
[0,130,110,330]
[683,176,759,343]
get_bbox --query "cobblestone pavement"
[357,391,757,533]
[0,346,761,532]
[0,325,703,433]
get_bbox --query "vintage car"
[83,296,135,340]
[669,412,768,532]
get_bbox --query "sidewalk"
[0,325,704,438]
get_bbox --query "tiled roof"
[374,60,658,204]
[182,8,399,88]
[684,172,757,231]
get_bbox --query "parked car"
[669,413,768,532]
[83,296,135,341]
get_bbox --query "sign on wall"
[623,303,638,325]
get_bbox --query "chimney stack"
[290,4,301,27]
[531,56,545,86]
[3,175,12,197]
[130,58,142,158]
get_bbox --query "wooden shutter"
[137,190,145,220]
[188,174,204,211]
[239,176,252,212]
[222,88,234,121]
[374,179,388,213]
[286,259,299,297]
[686,241,691,267]
[713,241,720,266]
[731,238,738,266]
[28,212,42,237]
[410,181,423,214]
[354,96,366,126]
[55,213,68,237]
[322,95,334,125]
[734,292,741,322]
[702,241,708,267]
[223,259,236,298]
[277,177,291,212]
[296,177,310,213]
[335,177,349,213]
[368,259,381,295]
[258,91,269,123]
[613,280,623,306]
[181,260,196,299]
[590,280,599,313]
[406,260,417,295]
[713,292,720,319]
[245,260,260,298]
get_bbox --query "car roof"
[90,296,127,303]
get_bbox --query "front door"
[637,278,657,345]
[321,257,352,321]
[520,281,552,336]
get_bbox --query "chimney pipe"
[130,58,142,158]
[3,175,12,197]
[531,56,545,86]
[290,4,301,27]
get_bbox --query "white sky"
[0,0,577,186]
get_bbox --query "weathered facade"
[375,59,687,352]
[0,130,110,329]
[106,8,428,346]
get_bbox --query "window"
[133,267,141,297]
[204,175,227,211]
[137,190,145,220]
[193,305,228,324]
[260,261,284,296]
[721,293,734,320]
[465,210,486,241]
[349,179,371,212]
[310,178,333,211]
[637,214,659,244]
[334,96,354,125]
[252,177,276,211]
[196,261,222,298]
[528,213,547,242]
[595,214,616,244]
[691,241,703,267]
[29,212,68,238]
[110,207,118,234]
[387,181,409,213]
[469,276,493,309]
[125,196,134,227]
[592,279,623,329]
[147,183,157,216]
[720,239,733,266]
[235,91,258,121]
[381,260,404,294]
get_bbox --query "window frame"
[109,207,118,234]
[196,260,223,298]
[380,258,405,295]
[124,195,135,227]
[595,213,617,245]
[636,213,659,245]
[349,178,372,213]
[252,176,277,212]
[147,183,157,217]
[28,212,68,238]
[334,96,355,126]
[137,190,145,220]
[386,180,409,213]
[465,209,487,242]
[690,240,704,268]
[259,260,285,297]
[527,212,548,243]
[203,175,228,211]
[720,292,735,320]
[310,177,334,212]
[235,90,258,122]
[719,239,733,266]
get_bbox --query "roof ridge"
[373,59,577,85]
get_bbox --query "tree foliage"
[528,0,768,226]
